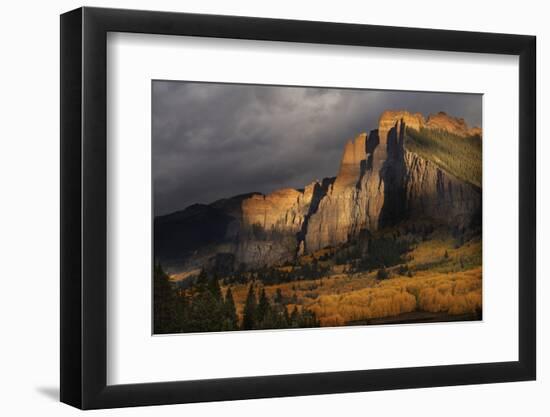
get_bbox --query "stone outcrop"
[425,111,481,137]
[241,188,308,233]
[378,110,425,139]
[235,179,334,267]
[304,133,371,253]
[333,133,368,191]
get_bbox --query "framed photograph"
[60,6,536,409]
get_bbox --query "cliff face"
[236,184,321,266]
[237,110,481,266]
[234,177,335,266]
[305,111,412,252]
[403,151,481,227]
[304,133,371,253]
[155,110,482,271]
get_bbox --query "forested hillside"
[405,127,482,188]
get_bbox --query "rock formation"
[154,110,482,271]
[403,151,481,227]
[425,111,481,137]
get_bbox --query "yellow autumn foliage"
[225,266,481,326]
[309,287,417,323]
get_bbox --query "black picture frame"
[60,6,536,410]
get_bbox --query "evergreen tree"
[290,306,300,328]
[153,263,176,334]
[256,287,271,327]
[274,288,283,304]
[173,288,189,332]
[195,268,209,292]
[267,303,288,329]
[299,309,320,328]
[283,305,290,325]
[186,289,220,332]
[207,273,222,301]
[377,267,389,280]
[223,287,238,330]
[242,284,257,330]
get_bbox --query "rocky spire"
[333,133,368,191]
[378,110,425,144]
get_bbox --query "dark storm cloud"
[153,81,482,215]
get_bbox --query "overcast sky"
[153,81,482,216]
